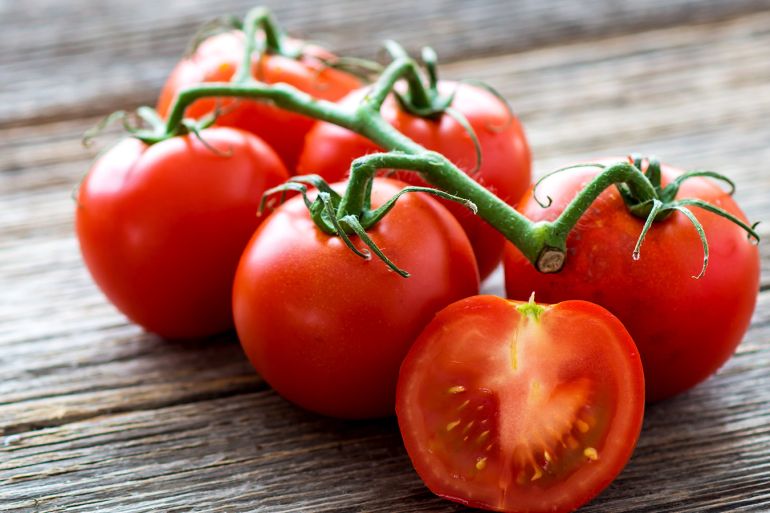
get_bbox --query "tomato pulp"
[397,295,645,513]
[298,83,531,279]
[504,163,760,402]
[157,32,361,171]
[76,127,289,339]
[233,178,480,418]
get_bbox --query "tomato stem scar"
[515,292,545,321]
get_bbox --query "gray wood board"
[5,0,770,126]
[2,1,770,512]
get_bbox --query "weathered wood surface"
[2,0,770,511]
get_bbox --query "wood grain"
[2,1,770,511]
[4,0,770,127]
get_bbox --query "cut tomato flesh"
[396,295,644,513]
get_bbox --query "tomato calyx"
[189,8,382,82]
[81,104,220,149]
[618,154,734,218]
[260,166,477,278]
[515,292,545,321]
[384,42,488,176]
[187,8,301,64]
[533,155,761,278]
[236,8,383,80]
[621,154,760,278]
[87,7,376,149]
[385,42,453,120]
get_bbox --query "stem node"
[536,247,566,273]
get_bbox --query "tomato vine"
[108,6,759,276]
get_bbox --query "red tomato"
[76,127,289,339]
[232,178,480,418]
[297,83,531,280]
[156,32,361,171]
[397,295,644,513]
[504,163,760,402]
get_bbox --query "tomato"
[156,32,361,171]
[297,82,531,280]
[396,295,644,513]
[504,163,760,402]
[76,127,289,339]
[232,177,479,418]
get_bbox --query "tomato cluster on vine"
[74,7,760,513]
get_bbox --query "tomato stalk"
[116,7,758,276]
[261,166,478,277]
[145,59,556,270]
[376,41,434,112]
[232,7,301,83]
[533,156,760,277]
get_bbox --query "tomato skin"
[76,127,289,339]
[297,83,532,280]
[156,32,361,171]
[504,164,760,402]
[232,178,480,418]
[397,295,644,513]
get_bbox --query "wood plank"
[443,11,770,190]
[4,0,770,127]
[3,5,770,513]
[1,292,769,512]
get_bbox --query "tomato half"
[232,178,480,418]
[297,82,532,280]
[504,163,760,402]
[156,32,361,171]
[397,295,644,513]
[76,127,289,339]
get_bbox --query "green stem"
[336,150,546,264]
[421,47,439,90]
[151,47,662,273]
[366,48,431,110]
[545,162,657,245]
[337,153,427,217]
[159,82,356,139]
[233,7,297,83]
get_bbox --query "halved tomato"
[396,295,644,513]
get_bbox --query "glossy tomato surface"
[232,178,480,418]
[156,32,361,171]
[397,295,644,513]
[76,127,289,339]
[297,83,531,279]
[504,163,760,402]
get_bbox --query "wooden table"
[3,1,770,511]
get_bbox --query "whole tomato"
[156,32,361,171]
[76,127,289,339]
[297,83,531,280]
[232,178,480,418]
[503,162,760,402]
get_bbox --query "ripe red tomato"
[397,295,644,513]
[297,83,531,280]
[232,178,480,418]
[504,163,760,402]
[156,32,361,171]
[76,127,289,339]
